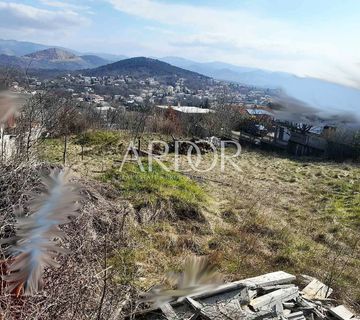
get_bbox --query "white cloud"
[108,0,286,35]
[108,0,360,87]
[38,0,94,14]
[0,1,89,31]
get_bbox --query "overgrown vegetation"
[6,124,360,315]
[194,150,360,308]
[37,133,360,311]
[101,162,207,222]
[75,130,122,147]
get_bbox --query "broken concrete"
[131,271,358,320]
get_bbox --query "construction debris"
[131,271,358,320]
[302,279,333,300]
[329,305,355,320]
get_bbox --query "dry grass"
[38,130,173,176]
[190,148,360,309]
[0,163,137,319]
[37,133,360,311]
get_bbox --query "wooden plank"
[329,305,354,320]
[283,309,292,317]
[300,275,315,284]
[261,284,296,292]
[275,302,285,317]
[249,287,299,311]
[218,299,244,319]
[242,305,278,320]
[237,271,296,289]
[286,311,306,320]
[186,297,218,320]
[189,283,247,301]
[185,297,230,320]
[302,279,333,300]
[189,271,296,301]
[186,297,203,311]
[160,303,178,320]
[188,311,201,320]
[283,302,296,309]
[248,289,258,300]
[297,297,326,319]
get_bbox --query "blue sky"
[0,0,360,87]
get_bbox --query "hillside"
[25,48,77,60]
[0,54,24,68]
[0,48,110,71]
[161,56,360,117]
[36,131,360,315]
[82,52,127,62]
[80,54,110,66]
[85,57,211,86]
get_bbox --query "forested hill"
[84,57,211,86]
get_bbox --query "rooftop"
[157,105,214,114]
[246,108,274,116]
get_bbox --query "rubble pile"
[133,271,359,320]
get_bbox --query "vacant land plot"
[196,150,360,307]
[39,133,360,309]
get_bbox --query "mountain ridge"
[2,39,360,116]
[25,48,78,61]
[160,57,360,115]
[0,48,111,71]
[0,39,126,62]
[0,39,55,56]
[84,57,210,86]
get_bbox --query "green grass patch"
[38,138,64,162]
[75,130,122,147]
[75,130,126,156]
[320,180,360,229]
[109,248,137,286]
[100,162,207,221]
[38,137,81,163]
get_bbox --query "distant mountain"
[25,48,77,60]
[80,55,111,66]
[0,39,126,63]
[0,54,24,68]
[0,39,51,56]
[161,57,257,75]
[0,48,111,71]
[161,56,360,116]
[82,52,127,62]
[85,57,210,86]
[2,39,359,116]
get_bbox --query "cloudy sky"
[1,0,360,87]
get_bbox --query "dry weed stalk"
[2,169,80,295]
[1,166,133,319]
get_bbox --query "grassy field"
[197,150,360,306]
[38,131,360,309]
